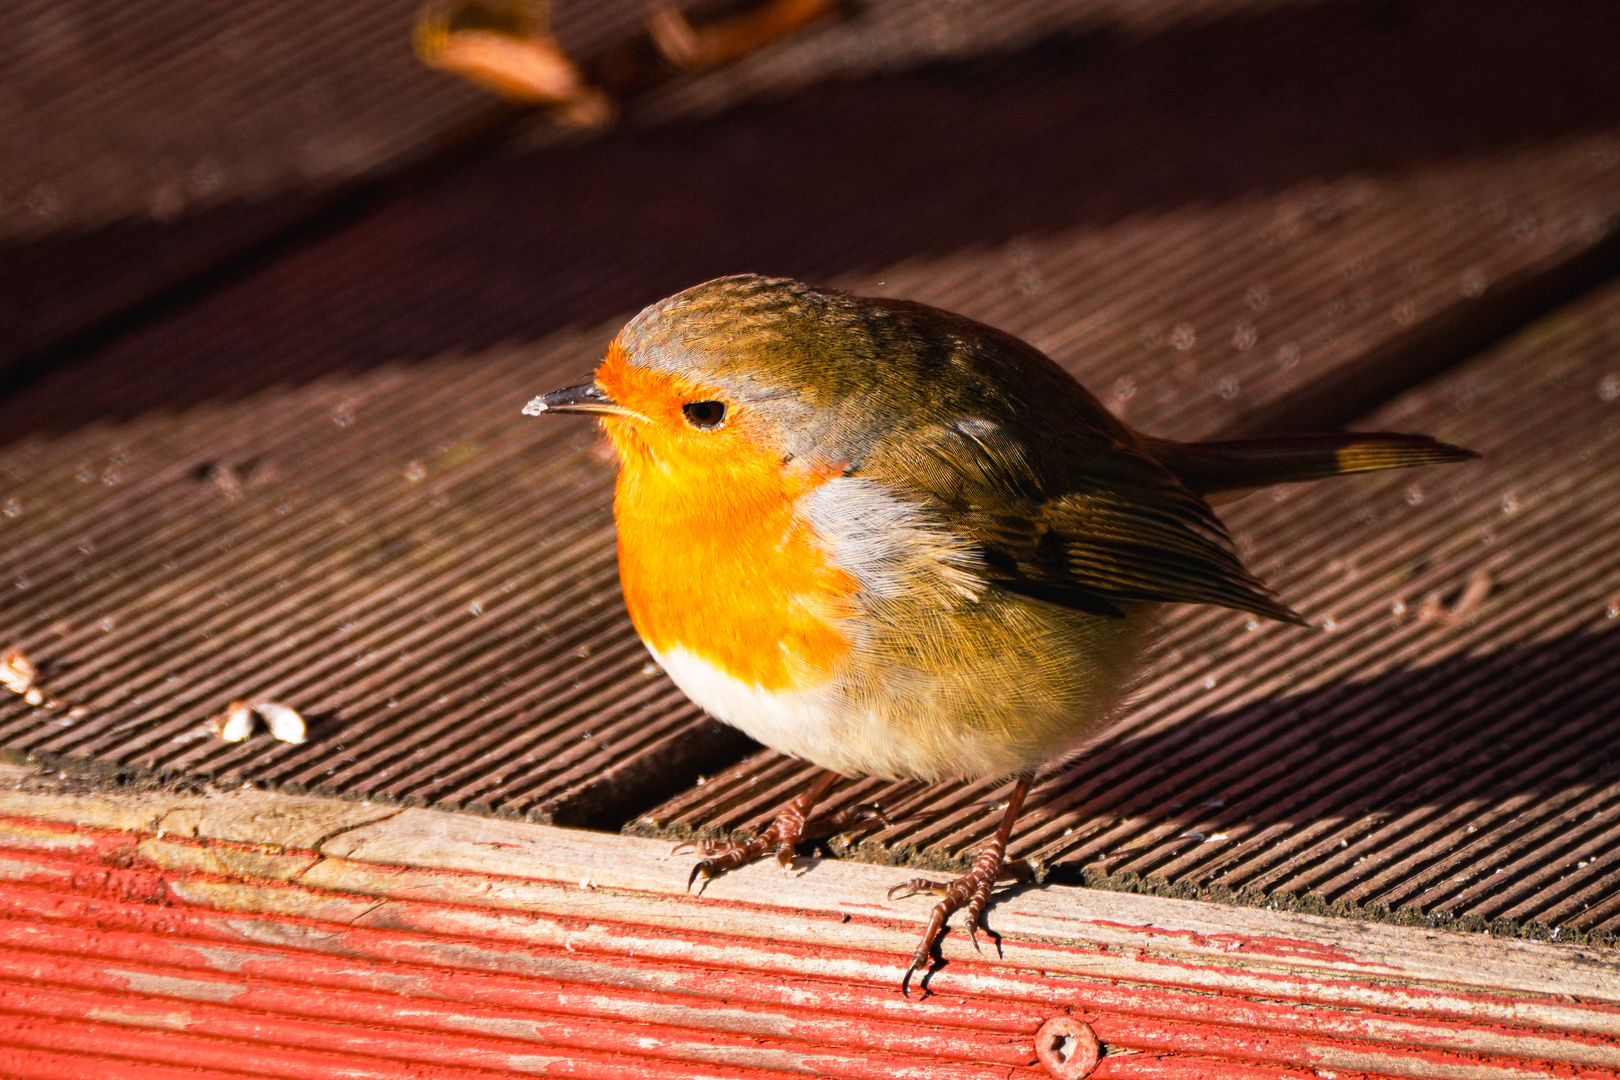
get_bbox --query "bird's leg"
[888,774,1033,995]
[677,769,890,891]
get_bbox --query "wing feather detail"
[864,417,1306,625]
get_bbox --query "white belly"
[650,645,875,776]
[647,634,1142,782]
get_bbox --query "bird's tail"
[1143,432,1478,496]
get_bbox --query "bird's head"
[524,275,912,480]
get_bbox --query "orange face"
[594,342,858,691]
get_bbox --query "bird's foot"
[676,797,890,892]
[889,849,1038,994]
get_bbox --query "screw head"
[1034,1015,1100,1078]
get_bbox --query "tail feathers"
[1145,432,1479,496]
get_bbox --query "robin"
[525,274,1475,991]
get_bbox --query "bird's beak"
[522,382,641,419]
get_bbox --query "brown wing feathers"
[878,419,1307,625]
[987,486,1307,624]
[1143,432,1478,495]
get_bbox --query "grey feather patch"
[802,477,985,604]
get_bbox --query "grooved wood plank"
[0,773,1617,1077]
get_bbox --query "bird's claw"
[899,946,930,997]
[889,857,1009,993]
[891,777,1036,994]
[886,875,947,902]
[682,834,771,892]
[822,802,894,833]
[677,789,891,892]
[774,842,797,873]
[686,861,711,893]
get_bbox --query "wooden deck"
[2,0,1620,1074]
[4,762,1620,1077]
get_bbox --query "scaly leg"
[678,769,891,891]
[888,775,1033,995]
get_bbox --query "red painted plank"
[2,900,1608,1075]
[0,875,1060,1035]
[0,956,1030,1080]
[0,1044,265,1079]
[0,1011,545,1080]
[1090,1058,1310,1080]
[1,872,1612,1077]
[3,811,1618,1078]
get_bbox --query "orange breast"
[597,359,858,692]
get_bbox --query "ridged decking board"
[637,269,1620,941]
[8,0,1620,436]
[4,14,1620,950]
[25,0,1567,377]
[5,2,1620,1072]
[1,117,1616,841]
[2,0,1620,1029]
[0,766,1618,1078]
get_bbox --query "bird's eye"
[682,401,727,429]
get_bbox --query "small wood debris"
[1394,567,1494,627]
[1416,567,1494,626]
[253,700,308,744]
[205,698,308,744]
[206,700,256,742]
[197,461,246,500]
[1,646,38,696]
[1,646,49,707]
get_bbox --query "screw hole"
[1034,1016,1100,1078]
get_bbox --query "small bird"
[525,274,1475,991]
